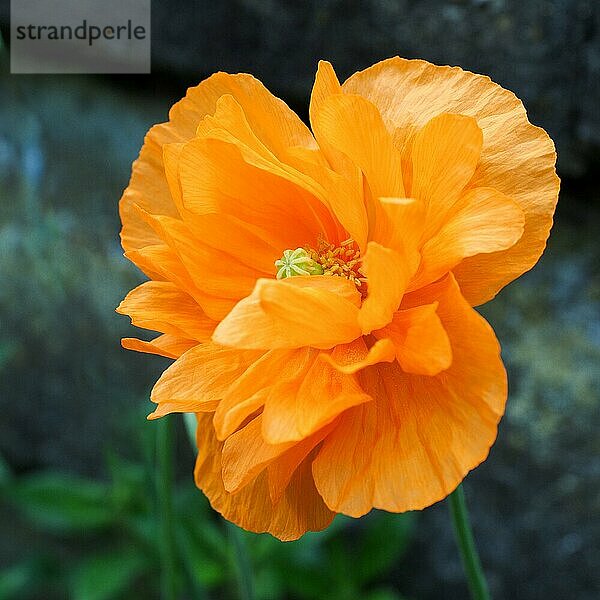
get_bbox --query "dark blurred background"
[0,1,598,598]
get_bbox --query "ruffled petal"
[221,416,295,493]
[374,303,452,376]
[178,136,334,251]
[410,187,525,289]
[123,245,235,321]
[266,423,336,504]
[358,241,418,334]
[375,197,426,256]
[221,415,337,500]
[261,345,371,444]
[313,93,405,200]
[410,113,483,239]
[213,348,315,440]
[343,57,559,303]
[116,281,216,341]
[313,275,506,516]
[179,212,280,275]
[149,343,263,418]
[137,211,261,300]
[194,414,334,540]
[121,71,316,255]
[119,124,183,258]
[121,334,196,360]
[309,60,342,128]
[320,337,396,374]
[213,276,361,350]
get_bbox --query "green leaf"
[69,550,147,600]
[6,472,114,532]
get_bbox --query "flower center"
[275,237,365,289]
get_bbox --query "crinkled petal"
[320,337,396,374]
[138,211,261,300]
[179,136,334,251]
[261,345,371,444]
[124,245,235,321]
[213,277,361,350]
[313,93,405,200]
[374,303,452,376]
[358,241,418,334]
[213,348,315,440]
[149,343,263,418]
[376,197,426,256]
[267,423,336,504]
[121,334,196,360]
[116,281,216,341]
[410,113,483,239]
[343,57,559,303]
[309,60,342,128]
[194,414,334,540]
[313,275,506,516]
[222,416,296,493]
[120,71,316,254]
[411,187,525,290]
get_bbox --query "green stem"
[157,417,177,600]
[448,484,491,600]
[227,522,254,600]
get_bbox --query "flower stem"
[227,522,255,600]
[448,484,491,600]
[157,417,177,600]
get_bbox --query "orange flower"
[117,58,559,540]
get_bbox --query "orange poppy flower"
[117,58,559,540]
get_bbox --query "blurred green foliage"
[0,421,416,600]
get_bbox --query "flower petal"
[149,343,263,418]
[410,113,483,239]
[222,416,295,493]
[121,70,316,255]
[178,136,332,251]
[213,277,361,350]
[194,413,334,541]
[213,348,315,440]
[313,275,506,516]
[344,57,559,303]
[180,212,280,275]
[267,423,336,504]
[320,337,396,375]
[119,124,183,257]
[313,93,405,200]
[121,334,196,360]
[138,211,261,300]
[358,241,418,334]
[411,187,525,289]
[116,281,216,341]
[374,303,452,376]
[309,60,342,128]
[261,346,371,444]
[376,197,426,256]
[124,244,235,321]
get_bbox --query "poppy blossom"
[117,58,559,540]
